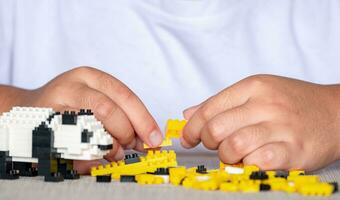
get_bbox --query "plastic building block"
[120,175,136,182]
[96,175,112,183]
[259,183,271,191]
[298,183,335,196]
[152,168,169,175]
[143,119,187,149]
[289,170,305,176]
[330,182,338,193]
[135,174,164,185]
[91,150,177,179]
[196,165,207,174]
[220,182,239,192]
[169,167,187,186]
[124,153,140,164]
[274,170,289,178]
[143,137,173,149]
[249,171,269,180]
[165,119,187,139]
[0,107,113,182]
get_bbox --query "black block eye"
[81,129,93,143]
[62,111,77,125]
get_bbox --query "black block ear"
[62,111,77,125]
[78,109,93,116]
[81,129,93,143]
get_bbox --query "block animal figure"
[0,107,113,182]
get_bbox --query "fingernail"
[114,147,125,161]
[149,130,163,147]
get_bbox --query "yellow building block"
[265,171,277,179]
[243,165,260,175]
[135,174,164,185]
[289,170,305,176]
[281,182,297,193]
[288,175,320,186]
[192,178,220,191]
[91,150,177,178]
[298,183,334,197]
[143,137,173,149]
[165,119,187,139]
[239,180,260,192]
[169,167,187,186]
[263,177,296,193]
[220,182,239,192]
[182,177,195,188]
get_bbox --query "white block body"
[0,107,113,162]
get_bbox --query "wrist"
[327,85,340,160]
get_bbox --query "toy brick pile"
[91,120,338,197]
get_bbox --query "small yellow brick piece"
[143,137,173,149]
[165,119,187,139]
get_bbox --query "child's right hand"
[3,66,163,173]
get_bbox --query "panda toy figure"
[0,107,113,182]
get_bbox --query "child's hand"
[181,75,340,171]
[14,67,163,170]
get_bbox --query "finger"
[242,142,292,170]
[133,137,148,153]
[217,123,280,163]
[74,160,103,175]
[64,85,135,146]
[104,145,125,161]
[198,103,265,150]
[103,137,121,162]
[74,67,162,147]
[124,137,137,150]
[182,81,252,148]
[183,103,202,120]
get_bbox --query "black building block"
[120,175,136,183]
[96,175,112,183]
[259,183,271,191]
[196,165,207,174]
[62,111,77,125]
[249,171,268,180]
[124,153,140,164]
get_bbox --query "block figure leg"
[13,162,38,177]
[32,122,64,182]
[58,159,79,180]
[0,151,19,180]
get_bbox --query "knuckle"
[228,135,246,155]
[246,75,272,91]
[198,104,212,122]
[218,147,229,164]
[206,122,223,142]
[95,99,118,121]
[72,66,97,75]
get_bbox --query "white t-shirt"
[1,0,340,150]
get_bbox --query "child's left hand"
[181,75,340,171]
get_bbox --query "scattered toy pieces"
[91,118,338,197]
